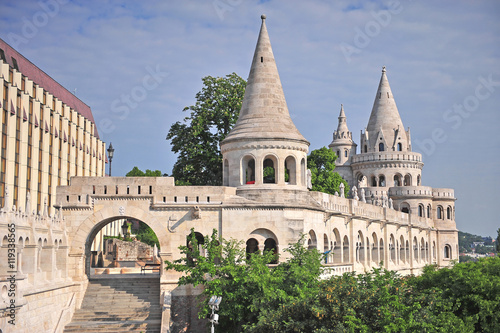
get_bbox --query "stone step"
[63,319,161,333]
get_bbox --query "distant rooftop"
[0,37,99,138]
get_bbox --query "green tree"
[166,73,246,186]
[125,166,163,177]
[307,147,349,197]
[165,230,323,332]
[134,221,160,248]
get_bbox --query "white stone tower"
[329,104,357,185]
[220,15,310,195]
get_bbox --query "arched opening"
[404,174,411,186]
[323,234,329,263]
[246,238,259,258]
[394,174,401,187]
[401,202,410,214]
[300,158,306,186]
[332,229,342,263]
[242,155,255,185]
[420,237,426,263]
[356,231,365,264]
[406,240,410,264]
[379,143,385,151]
[399,236,406,264]
[447,206,452,219]
[85,217,161,276]
[371,233,379,264]
[343,236,350,263]
[223,159,229,186]
[397,142,402,151]
[308,230,317,250]
[379,175,386,187]
[389,234,396,263]
[418,204,424,217]
[417,175,421,186]
[264,238,278,264]
[427,205,431,218]
[263,156,277,184]
[336,150,340,158]
[437,206,443,219]
[413,237,419,262]
[371,176,378,187]
[379,238,385,266]
[344,150,348,158]
[187,232,205,266]
[444,244,452,259]
[285,156,297,185]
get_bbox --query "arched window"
[379,175,386,187]
[364,145,367,153]
[444,244,452,259]
[447,206,451,219]
[308,230,317,250]
[264,238,278,264]
[242,155,255,185]
[394,174,401,187]
[246,238,259,258]
[379,143,385,152]
[344,150,348,158]
[404,174,411,186]
[263,157,276,184]
[437,206,443,219]
[285,156,297,185]
[371,176,377,187]
[336,150,340,158]
[397,142,402,151]
[418,204,424,217]
[401,202,410,214]
[427,205,431,218]
[417,175,421,186]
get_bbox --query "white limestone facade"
[0,15,459,333]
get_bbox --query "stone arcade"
[0,15,458,332]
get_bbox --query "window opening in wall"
[207,196,210,203]
[11,57,19,70]
[185,196,188,202]
[149,185,152,194]
[447,207,451,219]
[394,175,401,187]
[418,205,424,217]
[379,175,386,187]
[336,150,340,158]
[116,185,119,194]
[263,158,275,184]
[0,48,6,62]
[92,185,95,194]
[402,207,409,214]
[387,92,390,98]
[379,143,384,151]
[78,195,81,202]
[427,205,431,218]
[66,195,69,202]
[104,186,107,194]
[261,57,263,62]
[138,186,141,194]
[127,185,130,194]
[196,196,199,203]
[344,150,348,157]
[397,142,402,151]
[444,244,451,259]
[364,145,367,153]
[244,157,255,184]
[371,176,377,187]
[163,196,166,202]
[437,206,443,219]
[174,196,177,203]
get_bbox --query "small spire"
[339,104,346,118]
[382,66,386,73]
[261,14,266,21]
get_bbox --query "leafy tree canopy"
[307,147,349,197]
[125,166,164,177]
[166,73,246,186]
[165,230,323,332]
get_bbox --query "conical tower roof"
[366,67,405,137]
[222,15,309,146]
[336,104,349,135]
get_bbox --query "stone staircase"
[63,275,162,333]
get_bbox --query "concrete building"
[0,15,458,332]
[0,38,107,215]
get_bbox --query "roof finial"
[261,14,266,21]
[382,66,386,73]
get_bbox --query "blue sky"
[1,0,499,237]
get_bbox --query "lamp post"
[208,295,222,333]
[107,142,114,176]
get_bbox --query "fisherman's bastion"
[0,15,458,332]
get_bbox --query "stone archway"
[67,202,171,278]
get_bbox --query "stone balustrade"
[351,151,422,164]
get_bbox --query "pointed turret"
[329,105,357,186]
[221,15,310,190]
[361,67,410,152]
[221,15,308,145]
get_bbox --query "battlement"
[388,186,434,198]
[432,188,455,200]
[57,177,237,208]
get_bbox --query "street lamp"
[208,295,222,333]
[107,142,114,176]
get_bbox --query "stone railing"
[388,186,433,197]
[351,151,422,164]
[320,264,353,279]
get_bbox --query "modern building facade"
[0,38,106,216]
